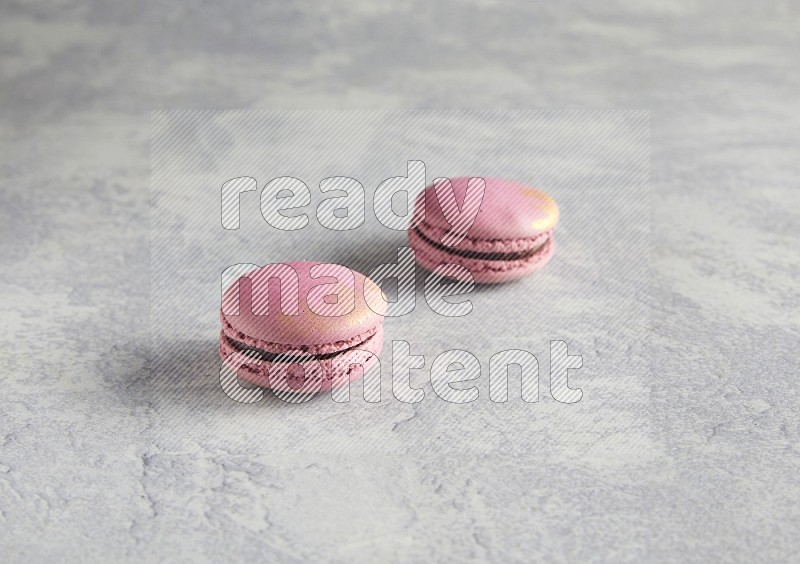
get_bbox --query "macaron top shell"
[221,261,384,352]
[414,177,559,244]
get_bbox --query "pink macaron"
[408,177,559,283]
[219,261,385,393]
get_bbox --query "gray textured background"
[1,1,799,562]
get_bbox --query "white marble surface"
[1,1,799,562]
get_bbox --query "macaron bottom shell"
[219,325,384,393]
[409,227,555,284]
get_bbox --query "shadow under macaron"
[149,337,326,409]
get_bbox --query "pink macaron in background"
[408,177,559,283]
[219,261,385,393]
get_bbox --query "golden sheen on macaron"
[408,177,558,283]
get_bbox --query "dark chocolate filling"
[225,335,370,363]
[414,228,549,261]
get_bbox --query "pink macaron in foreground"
[408,177,559,283]
[219,261,385,393]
